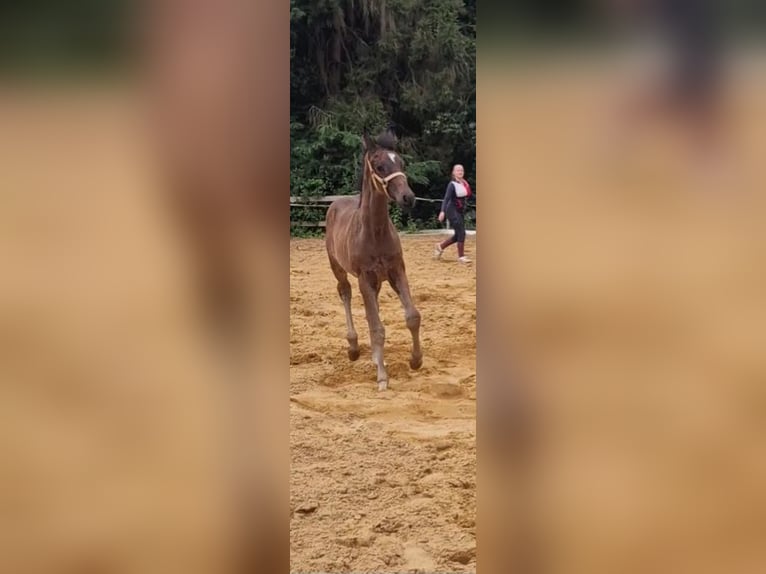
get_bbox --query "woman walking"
[434,164,472,263]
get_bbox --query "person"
[433,164,472,263]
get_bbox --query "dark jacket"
[441,179,472,221]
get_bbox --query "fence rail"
[289,194,474,230]
[290,195,445,204]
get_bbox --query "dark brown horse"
[325,130,422,391]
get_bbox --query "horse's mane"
[374,130,397,151]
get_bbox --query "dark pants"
[440,213,466,255]
[449,215,466,244]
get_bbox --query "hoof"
[348,348,360,361]
[410,356,423,370]
[377,380,388,392]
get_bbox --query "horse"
[325,129,422,391]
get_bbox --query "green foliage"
[290,121,362,197]
[389,204,404,229]
[464,208,476,230]
[291,0,476,234]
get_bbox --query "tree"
[290,0,476,232]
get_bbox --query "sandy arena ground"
[289,235,477,573]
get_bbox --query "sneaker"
[433,243,443,259]
[458,256,471,264]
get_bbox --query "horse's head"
[362,131,416,210]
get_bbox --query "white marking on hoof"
[378,380,388,391]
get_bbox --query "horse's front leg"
[359,274,388,390]
[388,267,422,370]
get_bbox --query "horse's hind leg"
[329,257,359,360]
[389,267,422,370]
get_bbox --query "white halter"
[366,156,407,198]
